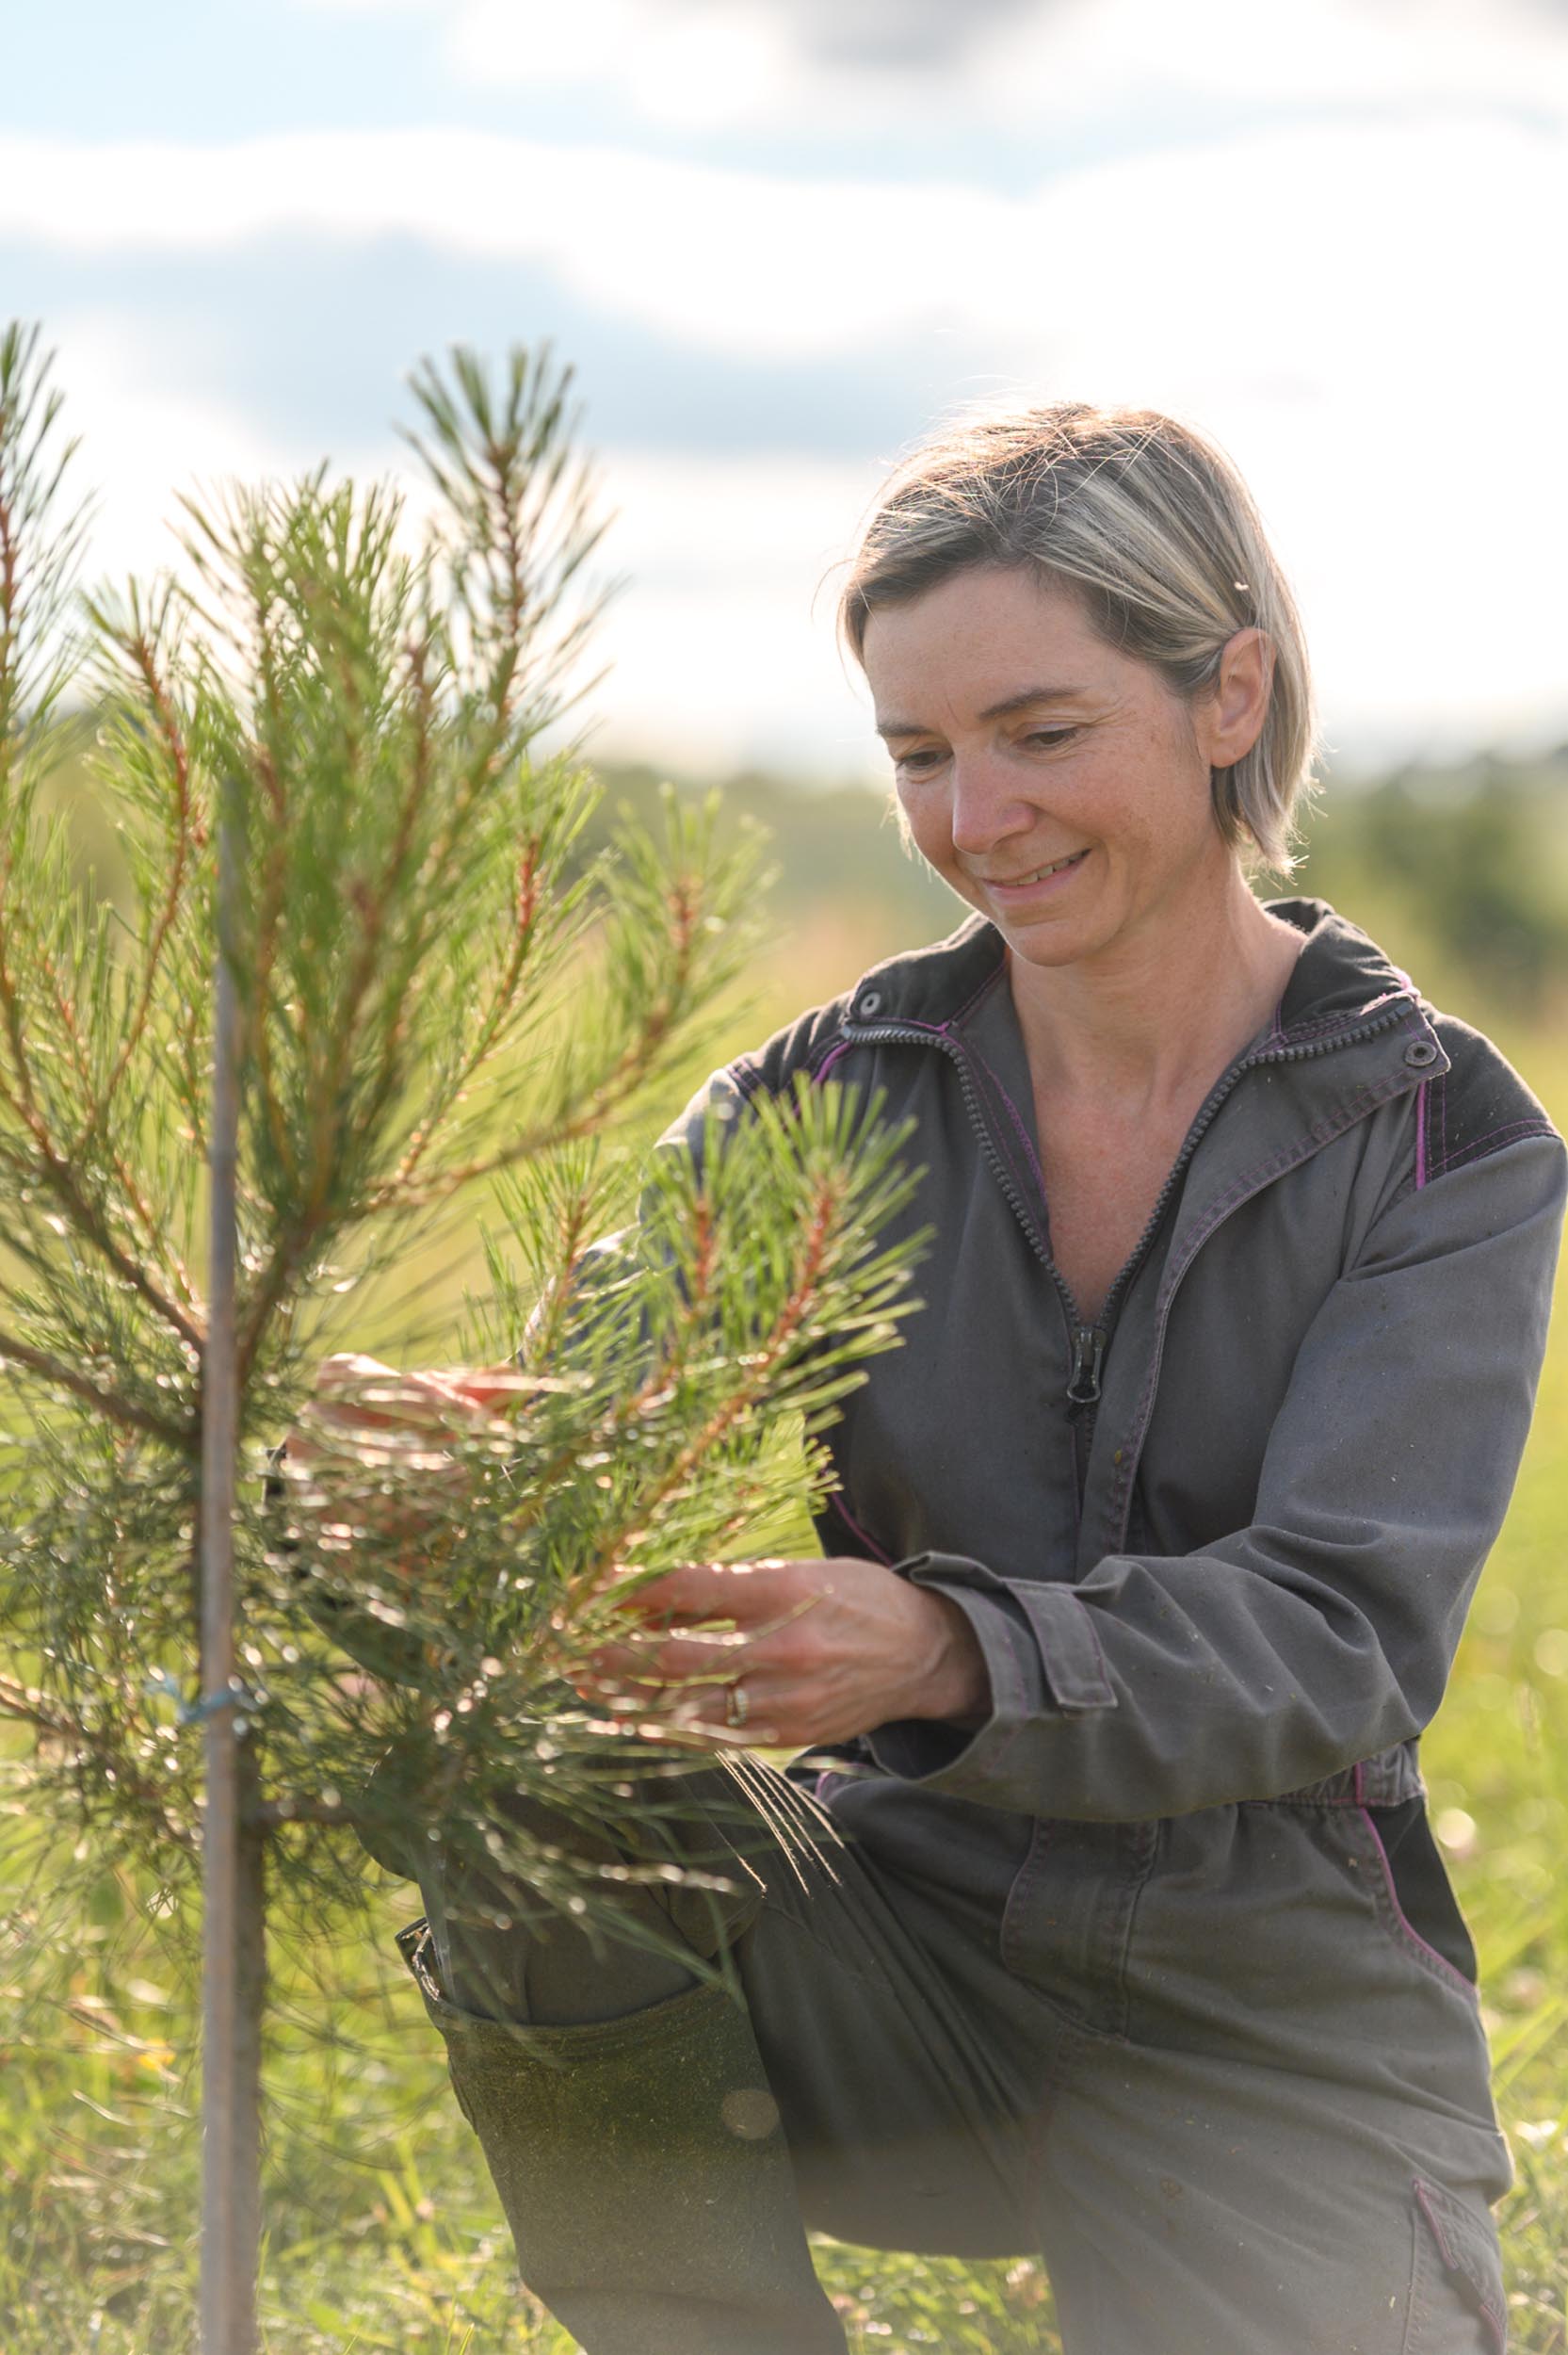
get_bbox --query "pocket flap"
[1413,2178,1507,2351]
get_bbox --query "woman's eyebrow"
[875,684,1086,739]
[977,684,1087,722]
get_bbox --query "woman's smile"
[973,845,1092,904]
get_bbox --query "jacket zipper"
[846,992,1421,1498]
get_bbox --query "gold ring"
[723,1679,750,1730]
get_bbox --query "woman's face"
[861,563,1266,974]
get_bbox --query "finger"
[445,1364,531,1412]
[617,1559,800,1626]
[313,1353,398,1396]
[664,1678,782,1743]
[575,1667,782,1748]
[308,1362,485,1435]
[584,1628,751,1688]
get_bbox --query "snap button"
[857,990,883,1018]
[1404,1039,1439,1068]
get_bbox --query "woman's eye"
[893,748,946,777]
[1024,727,1077,751]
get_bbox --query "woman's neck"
[1008,864,1306,1114]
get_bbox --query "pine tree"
[0,322,921,2349]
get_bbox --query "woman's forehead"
[864,568,1112,727]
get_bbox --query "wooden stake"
[200,782,263,2355]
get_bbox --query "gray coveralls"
[392,899,1566,2354]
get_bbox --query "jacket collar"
[843,897,1420,1043]
[1268,898,1420,1034]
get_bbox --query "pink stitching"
[830,1491,893,1565]
[812,1038,855,1086]
[1431,1115,1554,1173]
[1413,2182,1507,2351]
[1356,1807,1479,2004]
[965,1040,1050,1206]
[1414,1079,1429,1191]
[1279,999,1412,1046]
[1415,2178,1462,2270]
[943,957,1007,1031]
[1439,1068,1448,1169]
[1448,1115,1547,1152]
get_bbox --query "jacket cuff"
[865,1552,1116,1800]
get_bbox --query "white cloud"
[43,314,317,592]
[445,0,790,130]
[294,0,1568,131]
[5,113,1564,385]
[22,107,1568,771]
[584,452,885,774]
[0,129,1020,361]
[971,0,1568,126]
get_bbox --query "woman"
[371,406,1566,2353]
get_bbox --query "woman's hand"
[575,1556,991,1746]
[280,1354,521,1572]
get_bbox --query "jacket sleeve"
[866,1127,1568,1820]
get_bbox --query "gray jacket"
[673,896,1565,1843]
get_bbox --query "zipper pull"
[1066,1324,1107,1410]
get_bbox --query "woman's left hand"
[574,1556,990,1746]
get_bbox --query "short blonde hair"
[839,402,1317,874]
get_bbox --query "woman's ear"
[1202,627,1273,770]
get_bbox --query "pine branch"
[251,1796,349,1828]
[0,1093,205,1355]
[569,1175,838,1612]
[0,1327,190,1447]
[0,325,92,768]
[364,852,707,1214]
[0,835,203,1354]
[40,949,202,1308]
[233,755,431,1393]
[386,832,544,1196]
[71,613,195,1158]
[248,740,296,1186]
[0,1671,199,1853]
[0,330,923,2005]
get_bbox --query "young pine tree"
[0,320,921,2340]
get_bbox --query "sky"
[4,0,1567,785]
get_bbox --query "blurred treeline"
[37,721,1568,1033]
[522,744,1568,1043]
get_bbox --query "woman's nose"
[948,755,1036,857]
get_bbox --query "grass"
[3,912,1567,2354]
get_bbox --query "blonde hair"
[839,402,1318,873]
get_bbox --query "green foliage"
[1295,755,1568,1015]
[0,321,93,756]
[0,325,921,1994]
[266,1079,923,1918]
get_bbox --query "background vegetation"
[5,739,1568,2351]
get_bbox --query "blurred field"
[4,749,1568,2351]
